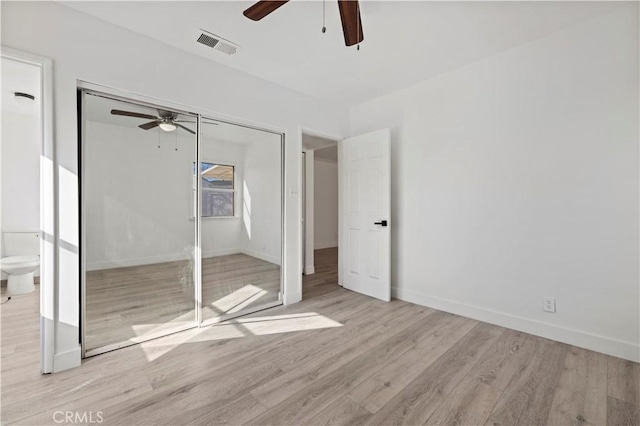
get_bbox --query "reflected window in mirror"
[199,162,235,217]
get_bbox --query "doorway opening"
[301,132,340,299]
[301,128,392,303]
[1,48,54,373]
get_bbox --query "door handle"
[374,220,388,227]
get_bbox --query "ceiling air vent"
[196,30,239,56]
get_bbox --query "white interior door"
[340,128,391,301]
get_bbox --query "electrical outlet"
[544,297,556,313]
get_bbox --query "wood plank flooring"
[2,247,639,425]
[85,253,280,351]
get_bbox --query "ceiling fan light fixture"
[159,122,177,132]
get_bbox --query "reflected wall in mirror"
[83,93,197,353]
[199,119,282,322]
[81,90,284,356]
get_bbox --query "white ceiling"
[62,1,623,106]
[1,57,41,117]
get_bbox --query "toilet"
[1,231,40,295]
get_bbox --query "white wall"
[85,118,282,272]
[240,135,283,265]
[351,6,639,362]
[201,138,245,259]
[1,111,40,234]
[84,121,251,270]
[1,111,41,279]
[313,159,338,249]
[1,1,349,371]
[84,121,207,270]
[85,120,287,268]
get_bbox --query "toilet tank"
[3,231,40,257]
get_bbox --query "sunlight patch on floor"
[216,312,343,336]
[138,324,246,361]
[137,312,342,362]
[129,310,195,337]
[210,284,267,314]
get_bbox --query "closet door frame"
[78,81,285,357]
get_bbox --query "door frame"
[301,149,314,275]
[1,46,56,373]
[78,81,287,356]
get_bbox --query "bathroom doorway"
[0,47,55,374]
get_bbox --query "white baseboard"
[240,248,281,266]
[87,249,241,271]
[202,248,240,259]
[87,248,279,271]
[86,253,191,271]
[392,287,640,363]
[304,265,315,275]
[284,291,302,305]
[53,346,81,372]
[314,242,338,250]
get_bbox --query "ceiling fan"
[110,109,218,134]
[243,0,363,47]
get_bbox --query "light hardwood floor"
[85,253,281,351]
[2,247,639,425]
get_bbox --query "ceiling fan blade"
[139,121,160,130]
[243,1,289,21]
[111,109,158,120]
[338,0,364,46]
[176,124,196,134]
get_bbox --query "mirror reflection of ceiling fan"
[243,0,363,47]
[110,109,219,135]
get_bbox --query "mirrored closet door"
[80,90,283,357]
[199,117,283,324]
[81,93,198,355]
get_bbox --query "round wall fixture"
[14,92,35,105]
